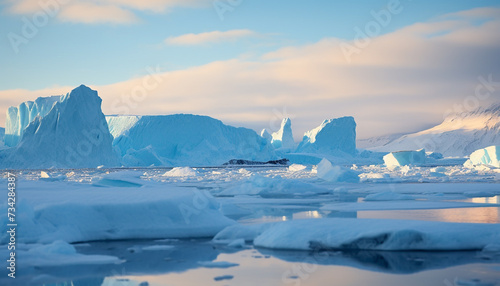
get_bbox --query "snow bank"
[1,85,119,169]
[383,149,426,167]
[93,170,145,187]
[0,181,235,244]
[163,167,198,177]
[316,158,360,183]
[106,114,276,167]
[245,218,500,251]
[271,118,295,150]
[464,145,500,168]
[296,116,357,156]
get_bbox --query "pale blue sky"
[1,0,499,90]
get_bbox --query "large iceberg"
[296,116,357,156]
[1,85,119,169]
[383,149,426,167]
[106,115,276,166]
[270,118,295,150]
[464,145,500,168]
[4,95,61,147]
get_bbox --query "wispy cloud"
[165,30,259,46]
[4,0,212,24]
[1,8,499,140]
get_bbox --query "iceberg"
[1,85,119,169]
[106,114,276,167]
[260,128,272,144]
[316,158,360,183]
[4,95,61,147]
[296,116,357,156]
[271,118,295,150]
[383,149,426,167]
[464,145,500,168]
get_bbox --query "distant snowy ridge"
[368,103,500,157]
[0,85,119,169]
[106,114,277,167]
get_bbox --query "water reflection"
[3,239,500,286]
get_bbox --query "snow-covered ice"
[216,218,500,251]
[0,179,235,244]
[162,167,198,177]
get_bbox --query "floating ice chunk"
[21,240,121,266]
[213,223,277,244]
[288,164,307,172]
[316,159,359,183]
[227,238,246,248]
[271,118,295,150]
[364,192,413,201]
[238,168,251,175]
[214,275,234,281]
[162,167,198,177]
[251,218,500,251]
[198,261,239,268]
[94,170,145,187]
[464,145,500,168]
[142,245,175,251]
[383,149,426,167]
[482,244,500,253]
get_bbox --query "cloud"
[1,7,499,140]
[165,30,259,46]
[3,0,211,24]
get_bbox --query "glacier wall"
[4,96,61,147]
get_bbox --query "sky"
[1,0,500,140]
